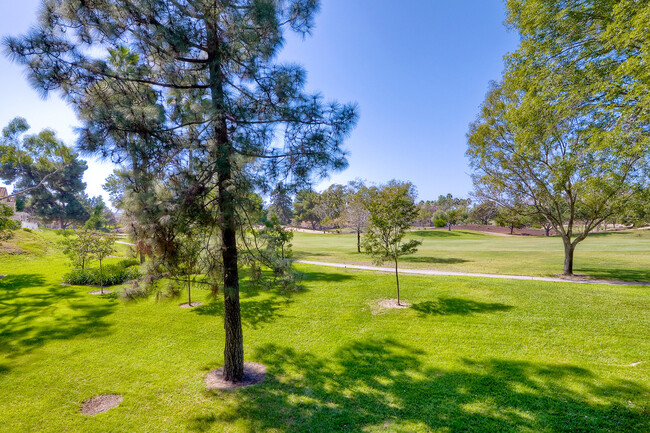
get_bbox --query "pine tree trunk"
[563,240,575,275]
[188,277,191,306]
[357,229,361,253]
[100,260,104,295]
[209,24,244,382]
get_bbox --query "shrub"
[63,264,140,286]
[22,228,32,233]
[434,218,447,228]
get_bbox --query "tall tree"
[467,81,645,274]
[268,183,293,225]
[7,0,357,382]
[0,204,19,242]
[363,181,421,306]
[0,118,89,228]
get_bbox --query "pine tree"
[6,0,357,381]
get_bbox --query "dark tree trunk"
[563,240,575,275]
[208,25,244,382]
[510,224,514,235]
[394,255,400,306]
[139,251,146,265]
[188,277,192,306]
[448,223,451,231]
[357,229,361,253]
[544,226,551,237]
[100,259,104,295]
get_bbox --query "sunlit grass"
[0,230,649,432]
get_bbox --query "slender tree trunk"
[139,251,145,264]
[100,259,104,295]
[510,224,514,235]
[357,229,361,253]
[563,239,575,275]
[448,223,451,231]
[545,226,551,237]
[394,255,400,306]
[209,27,244,382]
[188,276,192,306]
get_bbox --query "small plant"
[434,218,447,228]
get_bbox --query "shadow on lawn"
[191,339,650,433]
[577,267,650,283]
[0,273,115,357]
[402,256,470,265]
[411,297,514,316]
[193,297,290,330]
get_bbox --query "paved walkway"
[294,260,650,286]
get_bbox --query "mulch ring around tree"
[378,299,411,309]
[205,362,266,391]
[179,302,203,308]
[89,290,113,295]
[80,394,123,415]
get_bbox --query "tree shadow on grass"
[191,339,650,432]
[411,230,473,238]
[411,297,514,316]
[192,297,290,330]
[0,273,115,357]
[299,271,354,283]
[402,256,470,265]
[576,267,650,283]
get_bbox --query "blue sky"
[0,0,519,203]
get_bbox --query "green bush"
[63,264,140,286]
[434,218,447,228]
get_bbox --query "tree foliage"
[0,203,19,242]
[0,118,89,228]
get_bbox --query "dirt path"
[294,260,650,286]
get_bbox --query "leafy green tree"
[315,184,346,231]
[468,201,498,225]
[363,181,421,306]
[467,81,645,274]
[0,203,19,242]
[60,230,99,270]
[342,180,370,253]
[84,196,111,231]
[292,188,322,229]
[494,204,529,235]
[7,0,357,382]
[0,118,89,228]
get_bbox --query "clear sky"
[0,0,519,203]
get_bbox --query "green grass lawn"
[292,229,650,282]
[1,230,650,432]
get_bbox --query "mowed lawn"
[1,230,650,432]
[292,229,650,282]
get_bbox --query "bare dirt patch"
[378,299,410,309]
[80,394,123,415]
[89,290,113,295]
[180,302,203,308]
[205,362,266,390]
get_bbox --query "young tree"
[363,181,421,306]
[468,201,498,225]
[7,0,357,382]
[92,233,117,295]
[61,230,99,270]
[467,81,645,274]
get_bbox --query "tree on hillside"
[0,118,89,228]
[467,81,646,274]
[7,0,357,382]
[494,203,529,235]
[292,188,322,229]
[342,180,370,253]
[363,181,421,306]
